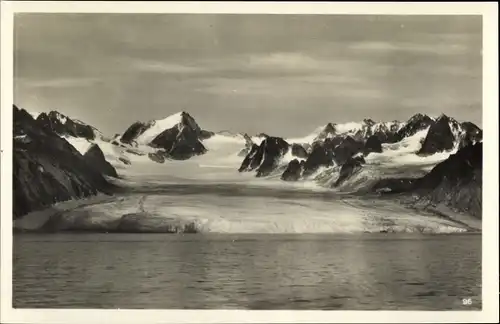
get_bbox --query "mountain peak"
[461,121,482,134]
[153,111,183,122]
[436,113,451,121]
[120,110,205,150]
[135,112,188,145]
[35,110,96,140]
[323,123,336,133]
[363,118,376,126]
[48,110,65,117]
[407,113,431,123]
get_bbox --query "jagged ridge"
[13,105,118,219]
[36,110,97,140]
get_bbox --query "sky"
[14,14,482,137]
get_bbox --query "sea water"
[13,233,481,310]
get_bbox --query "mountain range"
[12,104,483,222]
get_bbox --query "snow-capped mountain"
[239,113,483,196]
[308,119,405,144]
[13,105,117,218]
[396,113,435,140]
[118,111,213,160]
[27,109,133,168]
[121,112,185,145]
[287,113,481,153]
[23,109,220,167]
[417,114,482,155]
[36,110,104,141]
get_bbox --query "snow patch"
[364,128,435,166]
[28,111,41,119]
[282,148,306,165]
[287,120,405,145]
[64,136,93,155]
[64,135,135,168]
[286,125,327,144]
[250,136,266,146]
[96,139,134,166]
[135,112,184,144]
[55,113,68,124]
[335,122,364,134]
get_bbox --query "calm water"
[13,233,481,310]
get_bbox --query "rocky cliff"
[13,105,117,219]
[413,142,482,218]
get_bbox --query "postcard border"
[1,2,498,323]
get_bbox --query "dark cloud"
[14,14,482,137]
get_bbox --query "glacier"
[15,121,478,234]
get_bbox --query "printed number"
[462,298,472,305]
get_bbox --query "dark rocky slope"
[13,105,117,219]
[238,137,290,177]
[291,143,308,159]
[413,142,482,218]
[148,151,166,164]
[333,155,366,187]
[120,121,150,144]
[395,113,434,141]
[83,144,118,177]
[459,121,483,149]
[302,143,336,177]
[417,115,456,155]
[333,136,365,165]
[300,136,364,178]
[416,114,482,155]
[281,159,304,181]
[363,135,383,156]
[313,123,336,142]
[238,133,255,157]
[371,142,482,218]
[238,144,262,172]
[36,111,97,140]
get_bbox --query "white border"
[1,2,498,323]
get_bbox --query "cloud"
[121,53,340,80]
[400,94,481,111]
[131,60,206,74]
[194,74,382,100]
[234,52,372,76]
[121,52,376,84]
[347,41,471,56]
[245,52,324,70]
[17,77,100,88]
[187,52,385,100]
